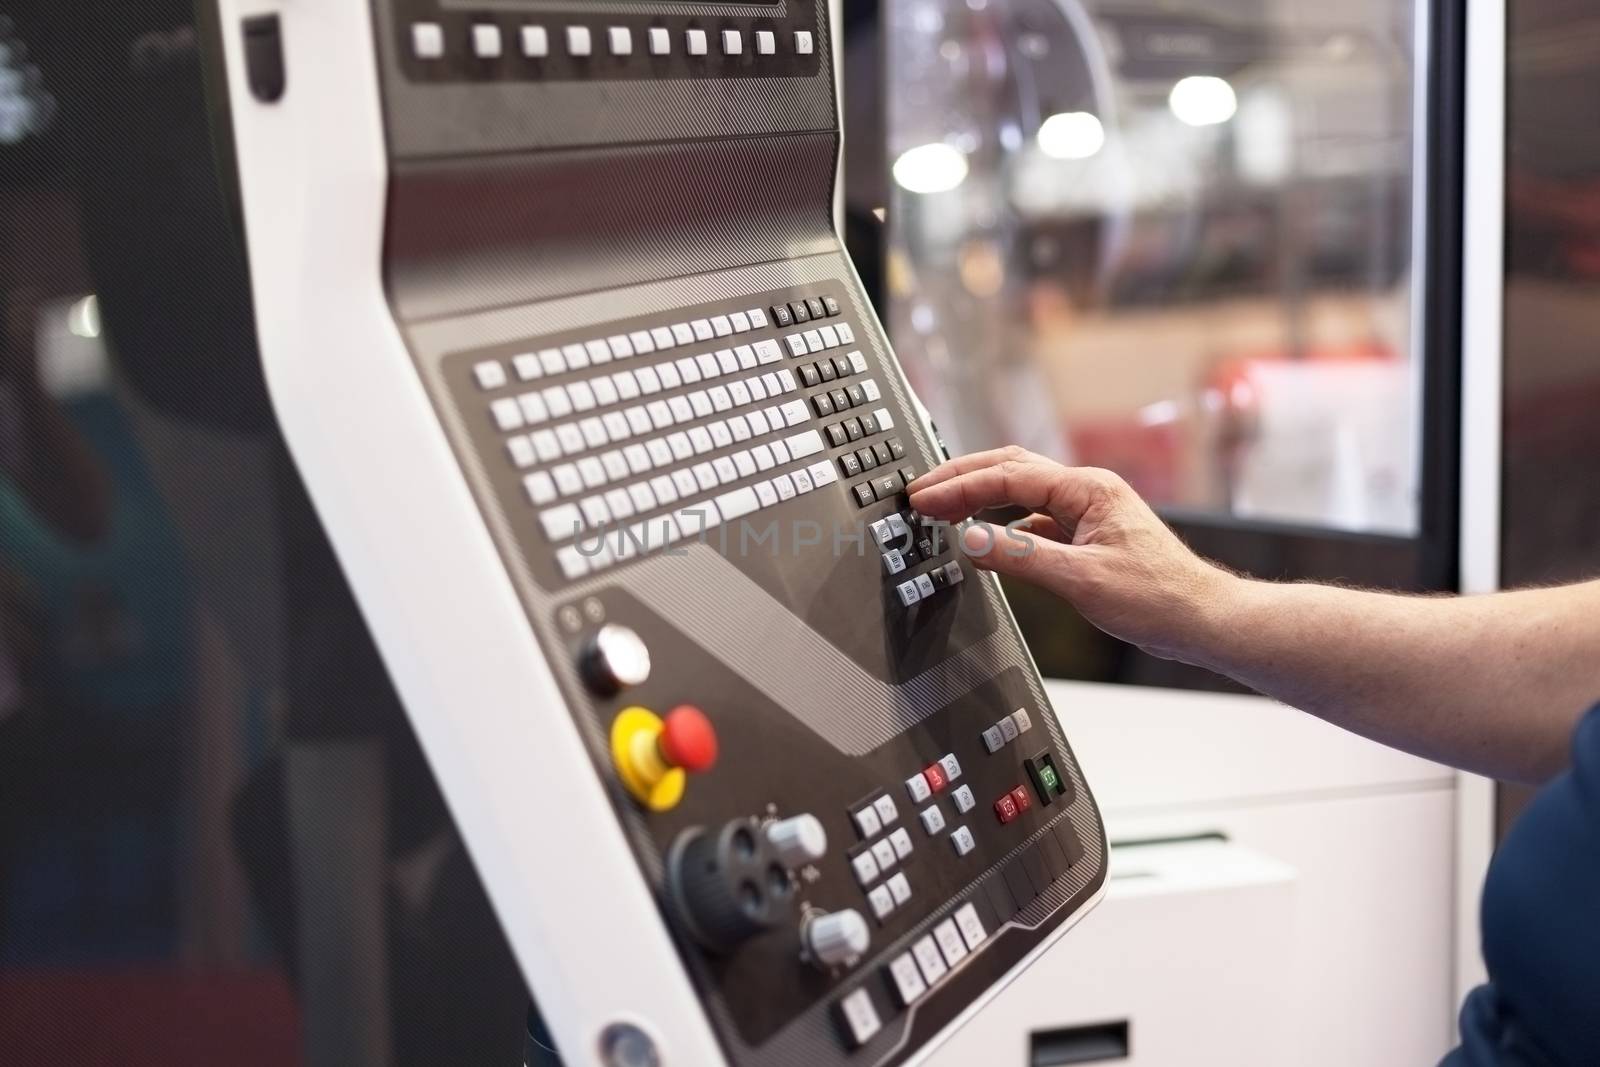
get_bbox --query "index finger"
[908,446,1044,494]
[909,454,1107,527]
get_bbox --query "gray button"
[981,726,1006,753]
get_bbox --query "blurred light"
[1037,111,1104,160]
[67,294,101,338]
[892,143,969,194]
[1137,400,1179,426]
[1168,75,1237,127]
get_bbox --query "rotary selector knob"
[765,814,828,869]
[804,909,870,967]
[580,624,651,695]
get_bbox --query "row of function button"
[772,295,840,326]
[981,707,1034,753]
[471,305,773,392]
[413,22,815,62]
[837,902,988,1048]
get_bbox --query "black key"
[917,535,935,559]
[872,472,903,498]
[830,388,851,410]
[839,452,863,477]
[826,423,849,448]
[929,564,948,588]
[799,363,821,388]
[858,412,880,436]
[817,359,837,382]
[898,466,918,486]
[790,300,811,323]
[844,417,865,442]
[771,303,794,327]
[872,441,893,465]
[846,383,867,407]
[1022,848,1053,896]
[852,482,877,507]
[887,437,907,460]
[812,393,835,417]
[806,297,827,319]
[902,543,921,565]
[856,447,878,471]
[1038,830,1071,880]
[832,355,852,377]
[823,295,841,316]
[1002,860,1036,908]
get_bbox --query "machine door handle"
[1030,1020,1131,1066]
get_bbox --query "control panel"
[217,1,1106,1065]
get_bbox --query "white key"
[850,850,879,886]
[634,366,663,394]
[837,322,856,344]
[729,415,752,442]
[951,784,975,814]
[748,307,769,328]
[1011,708,1034,734]
[474,361,507,390]
[671,468,699,498]
[686,319,710,341]
[412,22,445,58]
[785,429,824,458]
[770,436,791,463]
[627,481,657,513]
[938,753,962,782]
[676,355,701,383]
[874,407,895,430]
[563,342,590,370]
[839,989,881,1049]
[721,29,743,55]
[607,334,635,359]
[849,351,869,374]
[623,443,652,475]
[733,345,758,371]
[629,330,655,354]
[656,360,682,390]
[579,417,608,449]
[752,444,776,470]
[780,400,809,427]
[667,432,693,461]
[517,391,549,424]
[868,884,894,920]
[647,400,673,429]
[709,421,733,449]
[668,396,694,423]
[761,373,782,396]
[539,348,567,376]
[688,426,713,454]
[778,368,798,391]
[601,451,629,481]
[650,475,678,505]
[648,26,671,55]
[871,838,897,872]
[711,315,734,337]
[913,936,948,985]
[604,488,634,520]
[566,25,592,56]
[862,379,882,402]
[754,339,784,364]
[709,385,733,412]
[889,826,914,860]
[692,462,718,491]
[754,480,778,507]
[532,429,561,463]
[686,28,708,55]
[733,451,757,478]
[521,26,549,58]
[889,952,926,1007]
[954,902,987,950]
[950,825,976,856]
[808,460,838,487]
[774,474,796,501]
[716,486,759,521]
[513,353,543,381]
[689,392,713,418]
[896,580,922,607]
[804,329,824,353]
[904,772,931,803]
[490,398,524,431]
[651,326,676,349]
[507,435,537,468]
[747,375,768,401]
[935,919,968,967]
[577,456,607,488]
[602,411,630,441]
[542,386,573,418]
[540,503,582,541]
[729,380,752,406]
[607,26,631,55]
[676,503,718,537]
[696,353,721,379]
[731,311,752,332]
[888,872,912,908]
[612,371,640,400]
[712,455,737,483]
[747,410,771,436]
[646,438,674,467]
[556,544,588,579]
[715,349,739,375]
[585,339,612,365]
[625,407,653,435]
[523,471,557,505]
[819,324,840,347]
[786,334,809,357]
[580,495,610,528]
[591,376,619,407]
[792,469,814,493]
[915,573,936,599]
[919,805,946,835]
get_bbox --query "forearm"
[1186,576,1600,783]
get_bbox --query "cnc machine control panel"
[223,2,1107,1064]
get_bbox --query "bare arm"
[909,448,1600,784]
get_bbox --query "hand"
[908,447,1235,662]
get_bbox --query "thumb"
[959,522,1074,597]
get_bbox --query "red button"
[659,705,719,773]
[994,794,1018,824]
[1009,785,1032,813]
[922,762,948,793]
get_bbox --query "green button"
[1038,764,1061,793]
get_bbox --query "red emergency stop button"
[660,704,718,773]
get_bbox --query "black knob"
[667,817,796,953]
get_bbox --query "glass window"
[880,0,1422,535]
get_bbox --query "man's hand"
[908,447,1233,662]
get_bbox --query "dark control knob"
[580,624,651,695]
[668,817,796,953]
